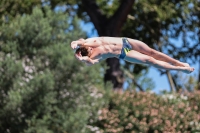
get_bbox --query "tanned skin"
[71,37,194,74]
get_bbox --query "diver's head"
[75,46,93,57]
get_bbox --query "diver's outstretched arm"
[71,38,100,49]
[75,54,99,65]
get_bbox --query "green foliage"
[0,0,42,24]
[95,0,119,18]
[175,72,198,92]
[122,67,155,91]
[92,91,200,132]
[0,1,199,133]
[0,6,109,133]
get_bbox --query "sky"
[80,22,199,94]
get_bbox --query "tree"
[0,7,108,133]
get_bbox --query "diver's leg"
[124,50,194,74]
[127,38,190,67]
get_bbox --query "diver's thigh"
[124,50,151,65]
[127,38,152,54]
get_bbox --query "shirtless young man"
[71,37,194,74]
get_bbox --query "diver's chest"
[90,48,105,59]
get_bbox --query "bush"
[91,91,200,133]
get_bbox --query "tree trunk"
[156,41,177,92]
[166,71,176,93]
[198,56,200,90]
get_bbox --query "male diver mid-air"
[71,37,194,74]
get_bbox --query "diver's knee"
[149,49,157,56]
[146,57,156,64]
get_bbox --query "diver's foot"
[181,67,194,74]
[182,62,190,67]
[174,62,190,67]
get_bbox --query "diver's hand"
[71,41,79,49]
[75,54,99,65]
[71,38,85,49]
[75,52,82,60]
[75,53,89,62]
